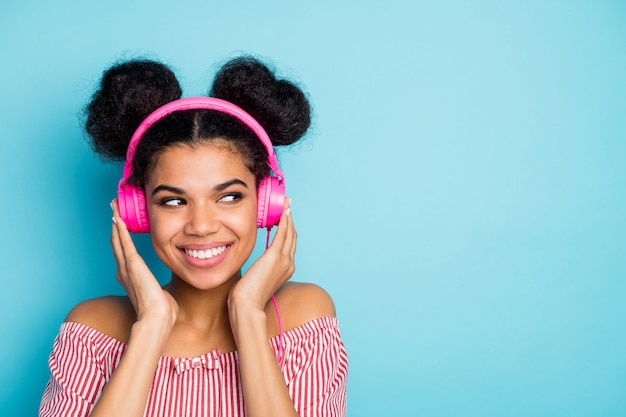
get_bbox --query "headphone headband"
[117,96,286,233]
[121,96,283,182]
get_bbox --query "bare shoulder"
[268,282,336,332]
[64,295,136,343]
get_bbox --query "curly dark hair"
[85,56,311,186]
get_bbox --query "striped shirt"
[39,317,348,417]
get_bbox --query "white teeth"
[184,246,227,259]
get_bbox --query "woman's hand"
[228,198,296,312]
[111,199,178,328]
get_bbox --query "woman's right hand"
[111,199,178,329]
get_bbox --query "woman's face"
[145,141,258,289]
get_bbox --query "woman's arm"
[230,304,298,416]
[85,203,178,417]
[53,202,174,417]
[228,199,345,417]
[228,200,299,417]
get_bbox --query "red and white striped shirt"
[40,317,348,417]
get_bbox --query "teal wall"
[1,1,625,416]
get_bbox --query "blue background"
[1,1,625,416]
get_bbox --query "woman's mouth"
[183,245,228,260]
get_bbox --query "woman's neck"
[159,271,242,357]
[164,271,240,334]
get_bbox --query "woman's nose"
[184,203,220,236]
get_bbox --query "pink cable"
[267,227,285,367]
[271,295,284,367]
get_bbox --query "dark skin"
[66,281,333,354]
[66,142,335,417]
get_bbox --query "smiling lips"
[183,245,228,260]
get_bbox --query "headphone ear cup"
[118,183,150,233]
[133,189,150,233]
[257,176,285,228]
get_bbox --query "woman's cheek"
[149,211,184,251]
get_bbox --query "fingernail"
[285,207,291,216]
[112,217,117,225]
[110,201,114,210]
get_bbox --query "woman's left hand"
[228,197,296,312]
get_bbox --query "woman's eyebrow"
[213,179,248,192]
[151,179,248,196]
[151,184,185,196]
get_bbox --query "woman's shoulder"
[270,282,336,333]
[64,295,136,343]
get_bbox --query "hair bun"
[85,60,182,161]
[210,56,311,146]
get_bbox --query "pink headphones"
[117,96,285,233]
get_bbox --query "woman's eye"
[219,193,242,203]
[161,198,185,207]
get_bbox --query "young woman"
[39,56,348,417]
